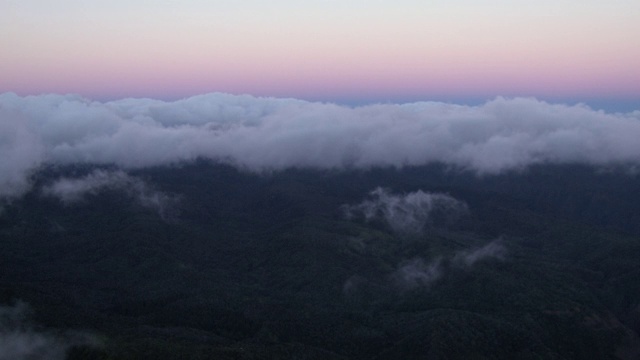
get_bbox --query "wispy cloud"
[391,240,506,290]
[42,169,179,219]
[452,240,507,267]
[2,92,640,201]
[392,257,444,289]
[343,188,468,234]
[0,302,97,360]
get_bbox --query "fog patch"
[343,188,468,234]
[0,301,97,360]
[343,275,369,296]
[392,257,444,289]
[452,240,507,267]
[42,169,179,219]
[390,240,506,290]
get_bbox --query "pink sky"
[2,1,639,105]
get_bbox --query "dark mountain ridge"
[1,161,640,359]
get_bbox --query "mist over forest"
[3,93,640,201]
[2,93,640,359]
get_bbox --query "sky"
[2,0,640,108]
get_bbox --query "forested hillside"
[2,161,640,359]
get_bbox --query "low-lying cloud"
[0,111,44,201]
[452,240,507,267]
[343,188,468,234]
[42,169,179,219]
[392,240,506,290]
[0,301,96,360]
[392,257,444,289]
[2,92,640,201]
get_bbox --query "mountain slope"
[1,162,640,359]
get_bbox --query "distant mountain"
[1,161,640,359]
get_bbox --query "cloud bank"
[343,188,468,234]
[2,92,640,200]
[0,111,44,200]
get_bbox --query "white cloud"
[2,92,640,200]
[343,188,468,234]
[0,109,44,201]
[452,240,506,267]
[42,169,179,218]
[42,169,128,204]
[0,302,96,360]
[392,257,443,289]
[391,240,506,290]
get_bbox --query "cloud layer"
[2,92,640,200]
[343,188,468,234]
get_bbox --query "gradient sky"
[2,0,639,107]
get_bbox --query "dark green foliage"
[1,162,640,359]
